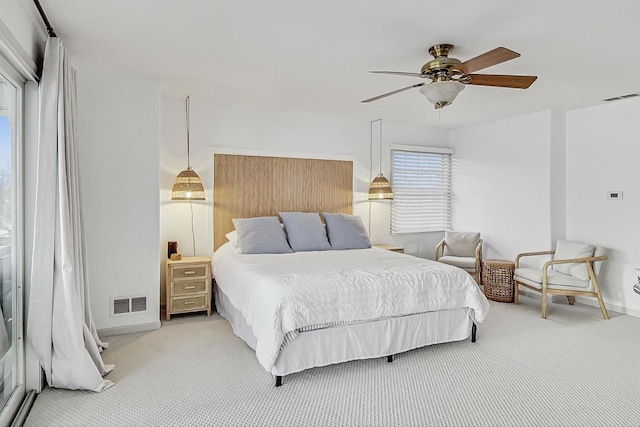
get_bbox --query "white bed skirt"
[215,286,473,377]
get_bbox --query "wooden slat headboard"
[213,154,353,251]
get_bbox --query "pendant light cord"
[368,120,374,237]
[371,118,383,176]
[378,119,383,175]
[190,200,196,256]
[368,118,382,238]
[187,96,196,256]
[186,96,191,168]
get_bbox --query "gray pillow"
[279,212,332,252]
[322,213,371,250]
[232,217,293,254]
[443,231,481,257]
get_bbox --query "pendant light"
[368,119,393,200]
[171,96,205,201]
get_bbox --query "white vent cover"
[111,295,148,317]
[131,296,147,312]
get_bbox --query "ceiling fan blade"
[370,71,424,77]
[466,74,537,89]
[361,83,426,103]
[457,47,520,75]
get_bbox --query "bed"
[213,242,489,386]
[211,153,490,386]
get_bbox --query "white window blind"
[391,149,452,234]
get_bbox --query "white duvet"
[213,243,490,372]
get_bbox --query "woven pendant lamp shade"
[171,166,205,200]
[368,119,394,200]
[368,173,394,200]
[171,96,205,201]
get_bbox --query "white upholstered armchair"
[435,231,483,283]
[513,240,608,319]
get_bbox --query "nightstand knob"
[184,271,196,275]
[183,301,195,305]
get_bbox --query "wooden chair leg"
[596,293,609,320]
[541,288,548,319]
[567,296,575,305]
[513,281,519,304]
[588,267,609,320]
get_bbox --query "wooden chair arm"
[435,238,445,261]
[515,250,555,268]
[543,255,608,270]
[475,239,483,270]
[541,255,607,289]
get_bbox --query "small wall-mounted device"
[607,191,623,200]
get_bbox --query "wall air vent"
[131,296,147,312]
[111,295,148,316]
[113,298,130,315]
[603,93,640,102]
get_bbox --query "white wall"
[76,71,161,333]
[450,111,553,262]
[159,98,449,305]
[566,98,640,315]
[549,110,567,244]
[451,105,640,317]
[1,0,44,67]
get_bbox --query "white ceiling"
[42,0,640,129]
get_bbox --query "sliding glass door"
[0,65,24,419]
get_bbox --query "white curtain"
[27,38,114,392]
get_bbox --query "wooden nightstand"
[374,244,404,254]
[165,256,212,320]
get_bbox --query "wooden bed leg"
[274,375,283,387]
[471,323,477,343]
[387,355,394,363]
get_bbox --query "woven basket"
[482,259,515,303]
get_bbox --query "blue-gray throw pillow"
[232,216,293,254]
[279,212,331,252]
[322,213,371,250]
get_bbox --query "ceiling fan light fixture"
[419,80,465,109]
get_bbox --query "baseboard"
[521,289,640,319]
[97,320,161,337]
[572,296,640,318]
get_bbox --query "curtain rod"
[33,0,57,37]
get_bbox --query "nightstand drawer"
[173,265,207,279]
[172,279,207,295]
[171,295,207,312]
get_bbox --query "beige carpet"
[25,294,640,426]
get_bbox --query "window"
[391,147,452,234]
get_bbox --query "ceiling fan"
[362,44,537,109]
